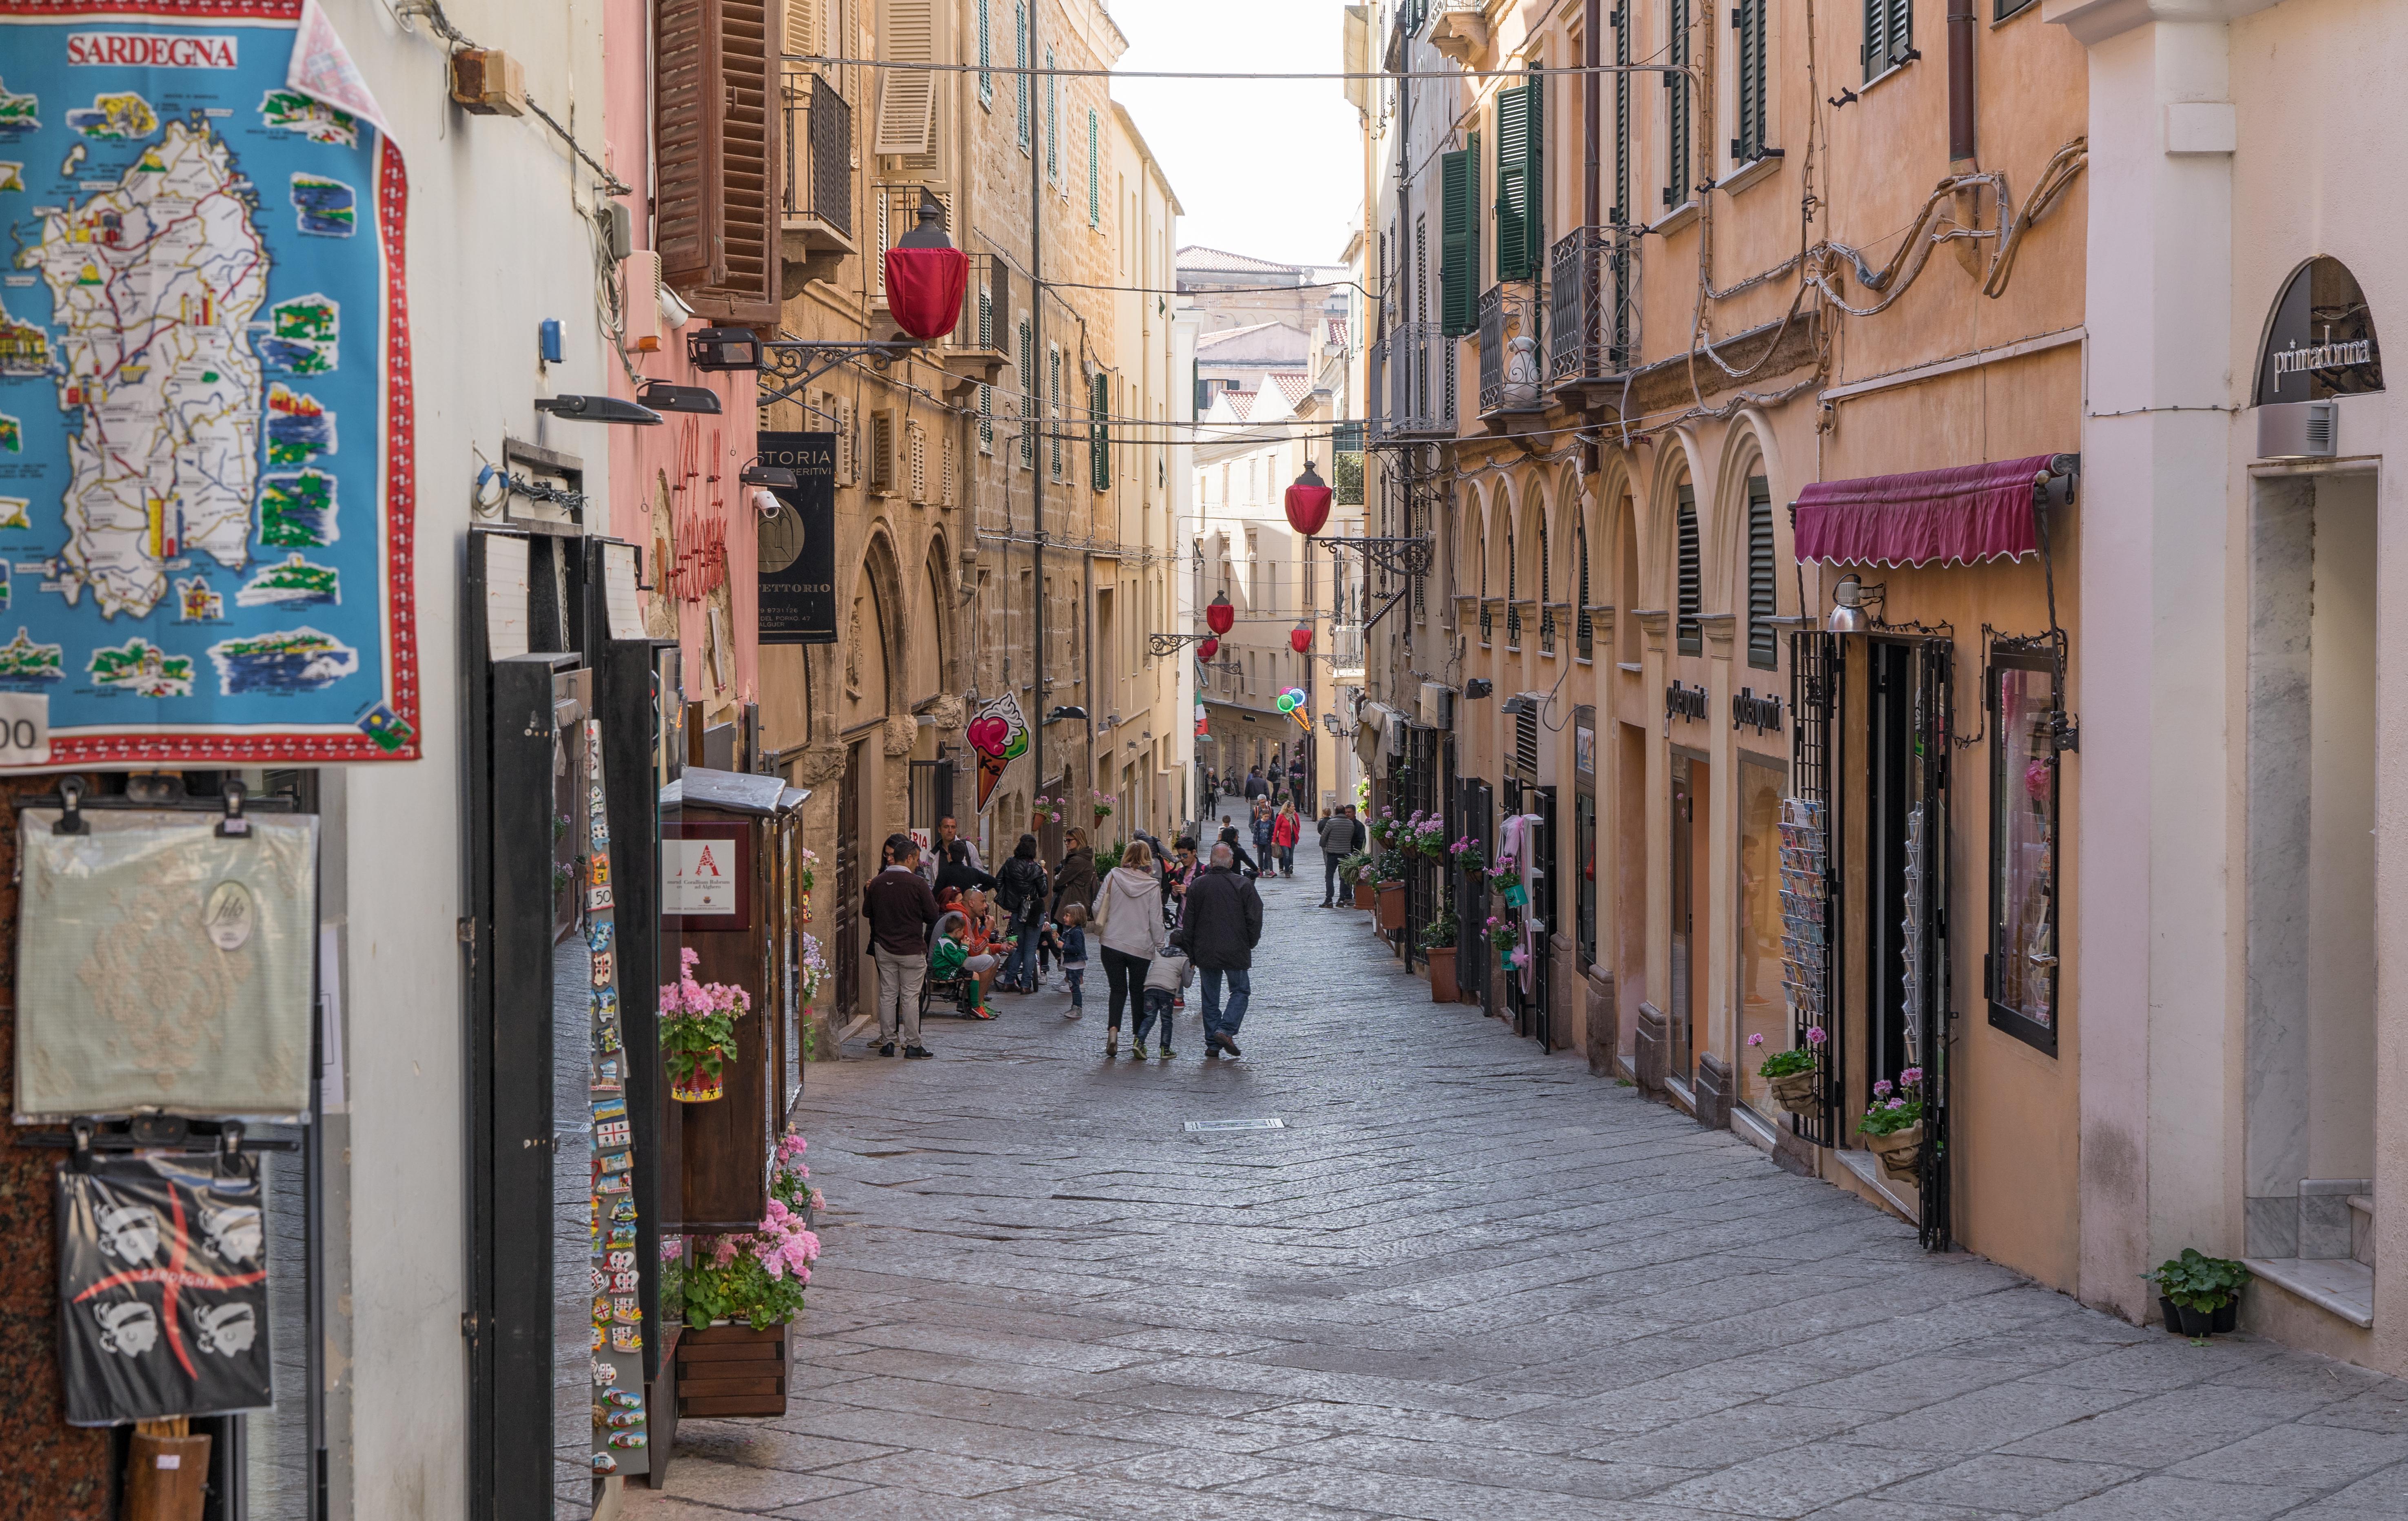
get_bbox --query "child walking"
[1136,937,1192,1058]
[1057,903,1089,1020]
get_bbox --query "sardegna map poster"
[0,2,415,764]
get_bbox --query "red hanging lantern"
[1197,637,1220,660]
[1290,620,1313,654]
[882,196,968,342]
[1284,460,1333,537]
[1205,593,1235,635]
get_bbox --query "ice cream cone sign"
[966,693,1030,812]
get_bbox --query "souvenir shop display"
[1779,797,1831,1058]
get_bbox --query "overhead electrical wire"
[787,56,1690,82]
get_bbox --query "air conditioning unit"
[1418,680,1455,731]
[2258,399,2337,461]
[1509,692,1558,788]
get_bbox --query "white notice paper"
[603,542,646,641]
[0,691,51,768]
[663,838,737,914]
[483,534,530,660]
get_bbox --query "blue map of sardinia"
[0,20,388,737]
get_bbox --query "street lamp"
[1205,593,1235,636]
[884,194,969,343]
[1284,460,1332,537]
[1826,574,1882,635]
[1289,620,1313,654]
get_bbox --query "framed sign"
[0,3,418,764]
[662,821,751,931]
[754,431,836,644]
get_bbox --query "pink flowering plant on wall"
[660,946,751,1089]
[1750,1029,1818,1079]
[1404,811,1449,859]
[1858,1066,1927,1136]
[672,1132,825,1329]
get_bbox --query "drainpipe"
[1947,0,1976,164]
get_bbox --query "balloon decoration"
[1275,693,1297,713]
[1283,687,1311,731]
[1290,620,1313,654]
[1197,637,1219,660]
[1205,593,1235,635]
[1284,461,1333,537]
[965,693,1030,812]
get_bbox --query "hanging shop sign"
[58,1152,272,1426]
[2255,257,2384,407]
[754,431,838,644]
[1665,681,1710,723]
[0,4,417,763]
[966,692,1030,812]
[16,806,318,1122]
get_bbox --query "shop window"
[1676,485,1701,654]
[1745,475,1776,669]
[1737,754,1789,1114]
[1988,650,2060,1053]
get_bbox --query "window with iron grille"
[977,0,993,107]
[1014,3,1030,150]
[1733,0,1767,163]
[1865,0,1913,79]
[1746,475,1777,669]
[1676,485,1701,654]
[1576,520,1593,658]
[1663,0,1690,208]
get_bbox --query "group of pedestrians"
[859,811,1267,1061]
[1200,755,1310,817]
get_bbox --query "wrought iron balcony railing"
[1478,283,1544,418]
[1506,602,1523,650]
[1539,604,1557,655]
[781,71,852,241]
[1547,226,1641,390]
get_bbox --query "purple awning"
[1794,455,2058,567]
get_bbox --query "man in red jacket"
[863,833,940,1058]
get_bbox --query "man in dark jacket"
[1242,766,1269,803]
[1317,804,1366,906]
[1288,755,1308,807]
[1174,843,1264,1057]
[863,833,940,1057]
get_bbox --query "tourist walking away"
[1243,765,1269,803]
[1319,803,1365,906]
[1056,903,1089,1020]
[1273,802,1300,877]
[1250,799,1276,872]
[1053,827,1099,921]
[996,834,1049,993]
[1173,843,1263,1056]
[1137,933,1191,1058]
[1288,754,1307,808]
[1091,839,1162,1054]
[1217,819,1261,878]
[863,832,940,1058]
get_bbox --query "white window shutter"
[874,0,938,156]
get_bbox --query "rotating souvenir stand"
[1778,797,1833,1127]
[8,777,319,1517]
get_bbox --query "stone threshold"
[2245,1255,2375,1328]
[1832,1144,1920,1224]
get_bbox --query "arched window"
[1675,483,1701,655]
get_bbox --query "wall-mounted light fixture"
[1826,573,1884,635]
[534,394,662,426]
[687,326,763,372]
[638,379,722,414]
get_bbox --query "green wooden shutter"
[1090,372,1111,491]
[1734,0,1764,162]
[1867,0,1912,76]
[1495,86,1530,282]
[1439,135,1479,337]
[1676,485,1701,655]
[1045,49,1058,182]
[1746,478,1777,668]
[1087,108,1100,226]
[1526,73,1545,276]
[1018,319,1034,465]
[1014,3,1029,147]
[978,0,992,106]
[1666,0,1691,207]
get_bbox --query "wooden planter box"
[1352,880,1376,910]
[1426,945,1458,1002]
[674,1322,792,1418]
[1376,881,1406,931]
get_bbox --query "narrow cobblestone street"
[632,851,2408,1521]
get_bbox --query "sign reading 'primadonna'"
[0,2,416,764]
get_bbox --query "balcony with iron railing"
[1331,624,1366,678]
[1425,0,1491,62]
[1478,283,1544,422]
[780,71,855,285]
[1546,226,1641,403]
[1370,323,1457,441]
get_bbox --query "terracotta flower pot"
[1353,881,1376,910]
[1765,1069,1819,1115]
[670,1052,727,1104]
[1376,881,1406,931]
[675,1321,792,1418]
[1427,945,1459,1002]
[1865,1122,1923,1180]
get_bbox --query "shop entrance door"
[1457,777,1493,1010]
[835,742,864,1023]
[1522,784,1558,1049]
[1670,757,1697,1087]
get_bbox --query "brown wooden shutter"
[654,0,782,328]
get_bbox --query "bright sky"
[1110,0,1363,270]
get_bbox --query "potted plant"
[670,1134,823,1417]
[1422,911,1459,1001]
[2146,1249,2251,1337]
[1092,791,1116,826]
[1374,848,1409,931]
[661,947,751,1103]
[1404,811,1448,860]
[1030,793,1058,826]
[1448,835,1488,875]
[1857,1067,1925,1181]
[1339,851,1376,909]
[1749,1029,1824,1115]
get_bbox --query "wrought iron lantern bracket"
[758,339,928,405]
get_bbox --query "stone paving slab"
[626,847,2408,1519]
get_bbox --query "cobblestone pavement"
[631,848,2408,1521]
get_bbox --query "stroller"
[918,910,994,1020]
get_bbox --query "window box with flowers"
[1750,1027,1824,1116]
[660,947,752,1104]
[664,1133,825,1417]
[1858,1068,1927,1181]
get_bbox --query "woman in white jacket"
[1090,839,1164,1055]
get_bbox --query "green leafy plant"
[1095,842,1124,872]
[2146,1249,2252,1314]
[1337,850,1374,887]
[1857,1067,1926,1137]
[1421,910,1457,950]
[1485,913,1519,954]
[1749,1029,1818,1078]
[673,1134,823,1329]
[1373,847,1411,883]
[659,946,751,1087]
